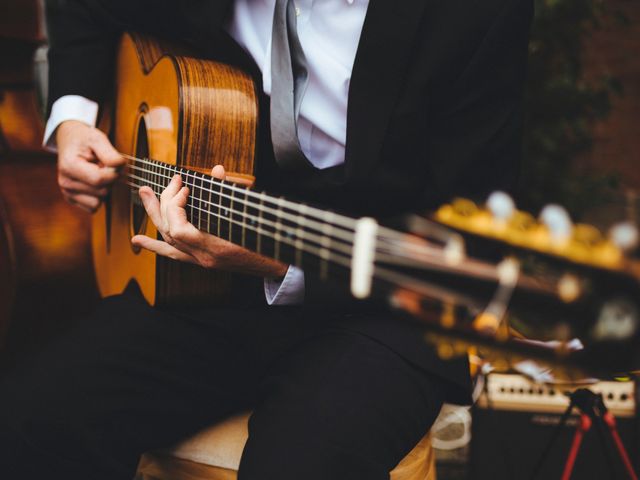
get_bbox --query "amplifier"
[470,374,639,480]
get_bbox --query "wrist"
[56,120,89,150]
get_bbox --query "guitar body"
[93,33,258,306]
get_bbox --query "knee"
[0,370,99,471]
[238,432,389,480]
[0,405,60,479]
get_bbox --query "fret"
[220,180,234,239]
[161,162,167,188]
[320,210,334,281]
[152,160,159,191]
[274,197,285,262]
[166,163,175,189]
[206,176,213,235]
[151,160,156,193]
[151,159,156,189]
[195,171,204,231]
[295,204,307,268]
[241,186,249,248]
[142,157,148,189]
[229,184,236,242]
[217,180,224,238]
[257,192,266,255]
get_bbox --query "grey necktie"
[270,0,314,171]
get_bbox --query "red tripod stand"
[529,389,637,480]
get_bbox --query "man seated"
[0,0,533,478]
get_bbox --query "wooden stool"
[137,412,436,480]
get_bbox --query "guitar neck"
[126,156,357,282]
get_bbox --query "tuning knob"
[609,222,639,252]
[540,205,573,243]
[486,191,516,223]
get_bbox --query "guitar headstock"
[434,192,639,271]
[383,192,640,378]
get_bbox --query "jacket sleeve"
[45,0,232,114]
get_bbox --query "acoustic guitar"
[98,32,521,309]
[98,33,640,376]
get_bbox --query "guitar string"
[126,175,432,268]
[126,178,354,268]
[126,172,354,257]
[126,170,456,271]
[125,157,441,256]
[126,155,438,256]
[127,164,356,245]
[123,154,358,231]
[126,174,453,270]
[126,158,515,292]
[126,177,479,307]
[128,157,362,244]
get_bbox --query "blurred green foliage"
[520,0,626,218]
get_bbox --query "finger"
[60,157,120,187]
[138,186,163,228]
[66,193,101,213]
[168,187,191,227]
[59,176,109,198]
[160,175,183,229]
[166,187,199,241]
[211,165,226,180]
[89,128,126,168]
[131,235,196,264]
[161,175,183,202]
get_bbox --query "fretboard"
[126,156,357,282]
[123,155,546,309]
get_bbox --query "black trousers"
[0,290,445,480]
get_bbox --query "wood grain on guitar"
[94,32,258,307]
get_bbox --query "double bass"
[0,0,98,356]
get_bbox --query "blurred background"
[0,0,639,479]
[522,0,639,222]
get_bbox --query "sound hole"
[131,116,149,250]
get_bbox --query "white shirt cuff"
[264,265,305,305]
[43,95,99,151]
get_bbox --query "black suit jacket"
[45,0,534,403]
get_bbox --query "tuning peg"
[486,191,515,223]
[540,205,573,243]
[609,222,639,252]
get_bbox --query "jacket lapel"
[345,0,429,182]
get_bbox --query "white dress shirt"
[44,0,369,305]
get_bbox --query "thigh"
[0,291,259,479]
[238,329,445,480]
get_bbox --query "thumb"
[90,129,125,168]
[211,164,226,180]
